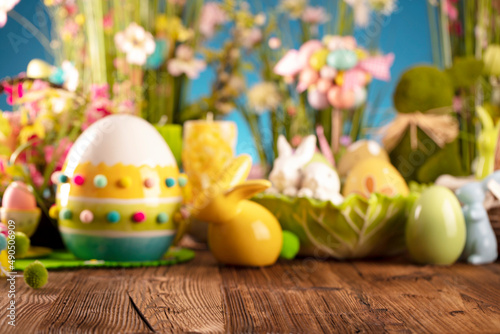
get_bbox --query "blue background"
[0,0,434,163]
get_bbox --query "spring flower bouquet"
[233,0,397,168]
[273,35,394,154]
[43,0,208,125]
[0,77,85,213]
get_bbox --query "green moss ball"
[394,66,454,114]
[24,260,48,289]
[15,232,30,257]
[280,230,300,260]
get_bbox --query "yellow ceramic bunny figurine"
[193,180,283,267]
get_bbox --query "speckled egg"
[54,115,183,261]
[338,140,390,178]
[342,157,409,198]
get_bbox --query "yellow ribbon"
[381,108,458,152]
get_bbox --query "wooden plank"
[35,268,153,333]
[0,251,499,333]
[219,258,400,333]
[127,251,225,333]
[0,271,75,334]
[343,258,500,333]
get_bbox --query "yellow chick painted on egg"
[193,179,282,267]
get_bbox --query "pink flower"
[301,6,329,25]
[340,135,352,147]
[90,83,110,100]
[167,45,206,79]
[44,138,72,171]
[63,20,79,38]
[240,28,262,49]
[268,37,281,49]
[199,2,227,38]
[3,82,23,105]
[103,12,114,31]
[0,0,19,28]
[27,164,44,188]
[444,0,458,21]
[274,40,323,77]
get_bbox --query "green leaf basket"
[253,193,414,259]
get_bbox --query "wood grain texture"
[0,251,499,333]
[128,251,225,333]
[0,271,75,333]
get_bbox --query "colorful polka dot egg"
[51,115,185,261]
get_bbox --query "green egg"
[406,186,466,265]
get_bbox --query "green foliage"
[24,260,48,289]
[253,193,409,259]
[394,66,454,114]
[446,57,484,88]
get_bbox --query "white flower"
[167,45,206,79]
[343,0,370,27]
[343,0,396,27]
[301,6,329,25]
[248,82,281,114]
[114,22,156,66]
[280,0,308,19]
[0,0,19,28]
[61,61,79,92]
[254,13,267,26]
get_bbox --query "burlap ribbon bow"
[381,108,459,152]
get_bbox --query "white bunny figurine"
[268,134,316,197]
[298,162,344,205]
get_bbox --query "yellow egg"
[309,49,329,71]
[335,71,344,86]
[338,140,389,178]
[342,158,409,198]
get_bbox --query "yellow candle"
[182,114,237,208]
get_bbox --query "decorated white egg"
[53,115,184,261]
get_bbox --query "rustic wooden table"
[0,250,499,333]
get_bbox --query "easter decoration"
[14,232,31,257]
[191,154,298,267]
[50,115,183,262]
[269,135,343,204]
[181,114,238,242]
[193,180,283,267]
[406,186,466,265]
[455,172,499,265]
[256,135,410,259]
[381,66,466,183]
[337,140,390,179]
[342,157,410,199]
[0,227,7,277]
[273,35,394,152]
[23,260,48,289]
[475,106,500,180]
[0,182,41,237]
